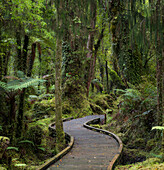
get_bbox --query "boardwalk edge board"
[37,117,74,170]
[83,117,123,170]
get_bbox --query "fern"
[0,78,46,92]
[0,81,8,91]
[18,140,35,146]
[14,164,26,167]
[115,88,141,100]
[152,126,164,131]
[37,146,45,151]
[7,147,19,151]
[123,89,141,100]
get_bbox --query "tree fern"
[0,78,46,92]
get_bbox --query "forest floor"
[24,93,164,169]
[1,93,163,169]
[96,92,164,169]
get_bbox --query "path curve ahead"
[48,115,119,170]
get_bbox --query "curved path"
[48,115,119,170]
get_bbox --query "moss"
[121,148,146,165]
[116,158,164,170]
[146,139,157,151]
[63,79,94,117]
[26,125,44,145]
[90,124,101,129]
[32,98,55,119]
[90,103,105,115]
[127,138,146,149]
[79,100,93,117]
[0,136,10,159]
[62,101,74,115]
[91,94,113,109]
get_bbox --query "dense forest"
[0,0,163,169]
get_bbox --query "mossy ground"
[99,93,164,170]
[1,92,162,169]
[0,116,57,169]
[115,158,164,170]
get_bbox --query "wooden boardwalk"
[48,115,119,170]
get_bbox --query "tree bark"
[162,3,164,155]
[106,61,109,93]
[16,35,29,138]
[55,37,65,151]
[22,35,29,74]
[86,1,97,97]
[156,0,163,126]
[0,24,3,80]
[27,43,36,77]
[3,51,10,76]
[55,0,65,151]
[16,25,22,71]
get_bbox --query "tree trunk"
[8,94,16,142]
[106,60,109,93]
[156,0,163,126]
[16,35,29,138]
[162,3,164,155]
[22,35,29,74]
[0,54,2,80]
[3,51,10,76]
[86,27,105,97]
[55,0,65,151]
[55,37,65,151]
[162,47,164,156]
[0,24,3,80]
[16,25,22,71]
[86,1,97,97]
[27,43,36,77]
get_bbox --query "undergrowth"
[101,80,163,169]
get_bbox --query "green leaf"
[7,147,19,151]
[151,126,164,130]
[37,147,45,151]
[18,140,35,146]
[17,71,25,78]
[15,164,27,167]
[150,153,162,158]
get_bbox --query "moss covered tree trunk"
[55,0,65,151]
[55,37,65,151]
[161,3,164,153]
[162,47,164,156]
[0,21,2,80]
[16,35,29,138]
[156,0,163,126]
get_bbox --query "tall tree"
[55,0,65,151]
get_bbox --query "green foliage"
[27,125,44,145]
[115,88,142,113]
[115,79,157,117]
[152,126,164,131]
[14,164,26,167]
[7,147,19,152]
[108,68,125,89]
[116,158,164,170]
[5,78,45,92]
[18,140,34,146]
[0,72,46,92]
[37,147,45,152]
